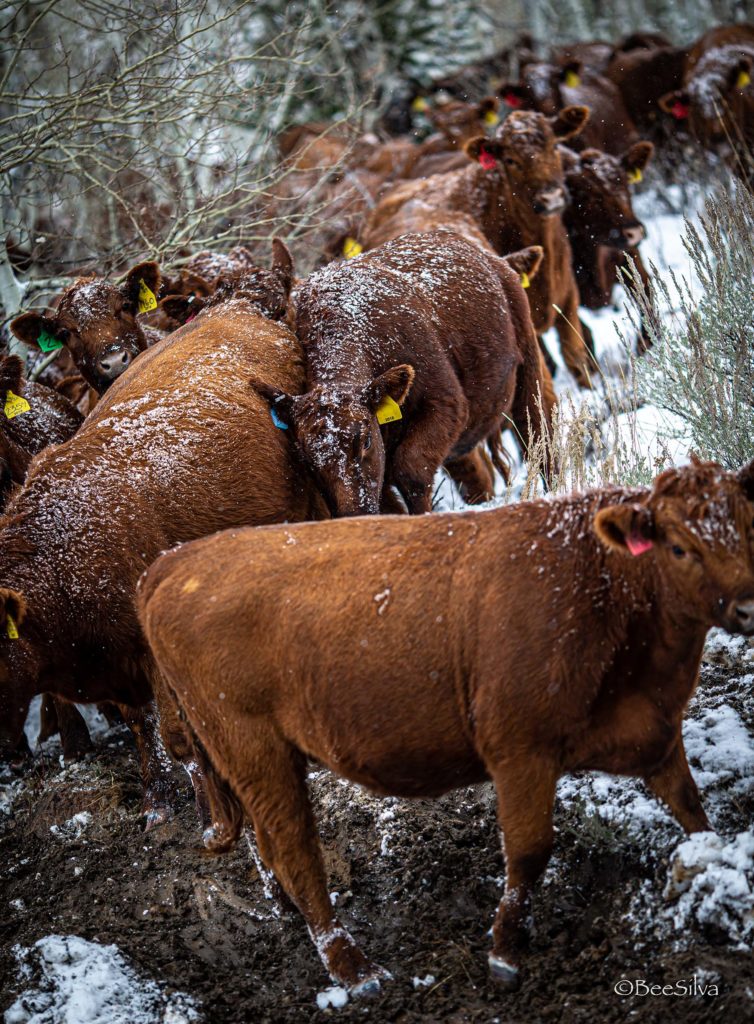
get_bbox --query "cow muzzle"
[723,596,754,635]
[533,187,566,216]
[97,346,134,381]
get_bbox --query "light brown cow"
[137,457,754,996]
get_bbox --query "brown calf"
[10,262,164,395]
[138,457,754,996]
[254,231,551,515]
[0,242,328,823]
[560,142,654,348]
[362,107,595,386]
[659,25,754,185]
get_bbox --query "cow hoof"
[142,806,173,831]
[351,977,382,999]
[488,953,520,991]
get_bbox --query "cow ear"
[9,312,62,349]
[271,238,294,297]
[622,141,654,177]
[0,355,25,398]
[249,376,296,431]
[0,587,26,635]
[464,136,505,164]
[503,245,543,283]
[737,459,754,501]
[121,261,161,313]
[728,54,753,91]
[550,105,590,140]
[659,89,690,118]
[594,502,656,557]
[498,83,528,109]
[363,364,415,411]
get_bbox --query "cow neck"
[463,164,511,246]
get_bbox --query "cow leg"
[489,759,557,990]
[555,288,597,388]
[644,738,711,834]
[231,721,387,994]
[117,701,177,829]
[54,700,94,760]
[392,399,466,515]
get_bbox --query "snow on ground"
[4,935,199,1024]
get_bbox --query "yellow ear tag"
[4,391,30,419]
[564,71,581,88]
[376,396,402,425]
[137,279,157,313]
[342,237,363,259]
[628,167,643,184]
[484,110,500,126]
[737,69,751,88]
[411,97,429,113]
[520,272,530,289]
[6,614,18,640]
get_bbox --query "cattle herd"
[2,19,754,1002]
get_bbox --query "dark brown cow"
[560,142,654,344]
[253,232,551,515]
[362,108,596,387]
[500,60,639,155]
[0,242,328,824]
[659,25,754,184]
[606,44,689,141]
[10,262,164,395]
[137,457,754,996]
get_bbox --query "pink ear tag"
[185,313,196,323]
[626,533,653,556]
[478,148,497,171]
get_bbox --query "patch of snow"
[412,974,435,989]
[315,986,349,1010]
[4,935,199,1024]
[49,812,93,843]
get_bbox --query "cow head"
[10,262,160,394]
[466,106,588,217]
[594,458,754,635]
[562,141,653,249]
[251,365,414,517]
[499,61,584,116]
[659,47,753,147]
[428,96,500,146]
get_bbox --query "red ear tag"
[671,101,690,120]
[626,533,653,556]
[185,313,196,323]
[504,91,523,108]
[478,148,497,171]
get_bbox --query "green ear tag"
[376,396,402,425]
[38,330,63,352]
[138,279,157,313]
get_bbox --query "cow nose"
[622,223,645,247]
[534,188,566,215]
[727,598,754,634]
[98,349,132,378]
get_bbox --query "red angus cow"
[138,457,754,996]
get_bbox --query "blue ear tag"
[270,406,288,430]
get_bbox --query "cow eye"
[363,433,372,452]
[57,328,69,341]
[671,544,686,558]
[504,157,517,167]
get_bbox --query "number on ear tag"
[38,330,63,352]
[737,70,751,88]
[6,614,18,640]
[4,391,30,419]
[628,167,643,185]
[520,272,530,289]
[138,279,157,313]
[564,71,581,88]
[342,237,363,259]
[376,396,402,425]
[484,110,500,126]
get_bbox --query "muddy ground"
[1,648,753,1024]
